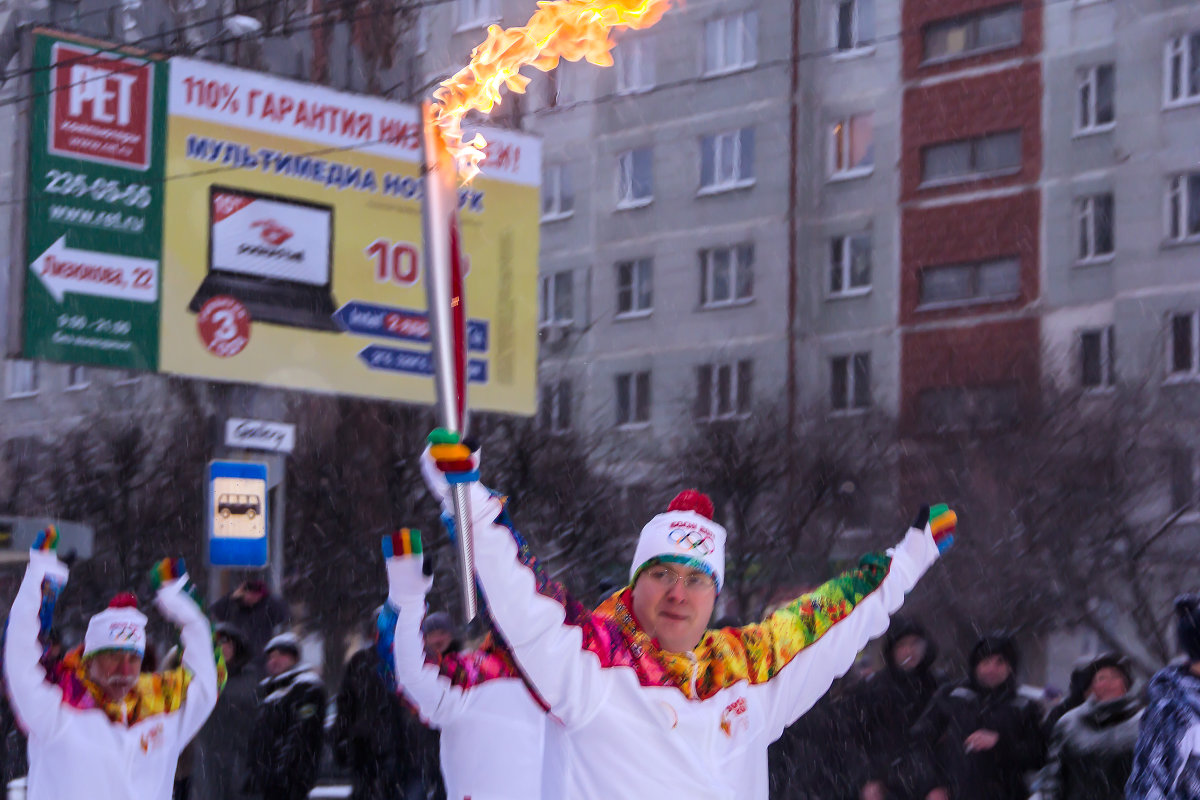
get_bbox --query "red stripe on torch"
[449,220,467,427]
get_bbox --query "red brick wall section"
[901,63,1043,200]
[900,317,1041,425]
[902,0,1043,80]
[900,191,1040,323]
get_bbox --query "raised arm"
[421,437,620,728]
[748,506,954,740]
[148,558,226,743]
[2,529,70,741]
[382,529,480,726]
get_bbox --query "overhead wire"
[0,0,1079,210]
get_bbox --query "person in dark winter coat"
[332,612,411,800]
[1036,652,1143,800]
[1042,657,1093,737]
[192,623,260,800]
[910,633,1045,800]
[1127,594,1200,800]
[768,673,861,800]
[844,617,944,800]
[245,633,326,800]
[211,577,291,670]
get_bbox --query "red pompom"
[108,592,139,609]
[667,489,714,520]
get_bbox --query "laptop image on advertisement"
[188,186,339,331]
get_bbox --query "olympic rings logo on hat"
[108,623,141,642]
[669,525,715,555]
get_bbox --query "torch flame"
[430,0,674,181]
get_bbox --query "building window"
[923,5,1022,63]
[539,271,574,327]
[1170,311,1200,377]
[831,353,871,411]
[917,384,1021,433]
[65,365,88,390]
[700,127,755,192]
[1077,194,1114,262]
[835,0,875,52]
[456,0,495,29]
[920,130,1021,186]
[830,233,872,295]
[699,244,754,307]
[918,257,1020,308]
[617,147,653,208]
[616,258,653,316]
[1168,173,1200,243]
[1080,327,1115,390]
[829,114,874,179]
[695,360,752,420]
[1165,32,1200,106]
[1077,64,1115,132]
[540,380,572,432]
[542,164,574,220]
[704,11,758,75]
[616,35,655,94]
[5,360,39,397]
[616,371,651,426]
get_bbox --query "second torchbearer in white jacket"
[2,528,225,800]
[420,434,958,800]
[380,527,562,800]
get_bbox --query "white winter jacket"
[461,485,947,800]
[3,550,220,800]
[385,554,560,800]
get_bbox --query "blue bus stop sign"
[208,460,268,567]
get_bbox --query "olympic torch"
[420,102,478,622]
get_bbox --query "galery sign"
[224,418,296,453]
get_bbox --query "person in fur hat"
[1037,652,1142,800]
[2,528,225,800]
[419,430,956,800]
[1126,594,1200,800]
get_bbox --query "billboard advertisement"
[22,31,167,370]
[19,32,542,416]
[160,58,541,414]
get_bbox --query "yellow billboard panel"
[161,58,540,415]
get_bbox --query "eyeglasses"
[644,565,716,592]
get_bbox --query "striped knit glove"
[383,529,432,600]
[31,527,66,641]
[30,526,58,554]
[420,429,481,515]
[149,557,207,611]
[913,504,957,554]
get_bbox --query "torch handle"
[421,102,478,624]
[450,481,478,621]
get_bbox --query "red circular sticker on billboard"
[197,296,250,358]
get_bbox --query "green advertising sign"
[22,31,167,370]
